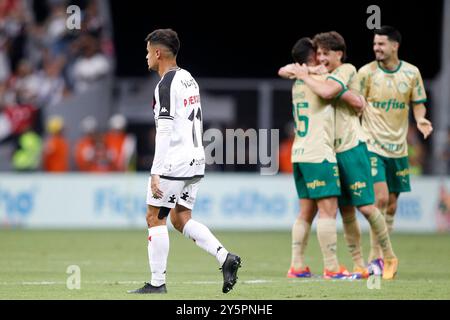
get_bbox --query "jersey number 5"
[294,102,309,137]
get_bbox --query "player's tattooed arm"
[413,103,433,139]
[292,63,342,100]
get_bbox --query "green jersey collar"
[377,60,402,74]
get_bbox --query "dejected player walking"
[128,29,241,294]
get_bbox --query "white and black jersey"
[151,68,205,180]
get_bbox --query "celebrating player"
[358,26,433,263]
[280,37,355,280]
[129,29,241,294]
[287,31,398,280]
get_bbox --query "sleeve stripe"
[411,99,427,105]
[158,116,174,120]
[326,75,346,90]
[336,87,349,99]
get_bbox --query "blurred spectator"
[0,86,38,140]
[12,125,42,171]
[7,59,38,104]
[278,122,295,173]
[83,0,103,35]
[104,113,136,171]
[74,115,97,171]
[44,1,69,56]
[0,33,10,82]
[407,125,425,176]
[90,138,114,172]
[35,56,67,107]
[0,0,18,18]
[0,0,31,71]
[71,34,110,93]
[442,128,450,175]
[42,115,68,172]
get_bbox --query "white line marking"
[0,279,276,286]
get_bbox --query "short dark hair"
[145,29,180,56]
[374,26,402,45]
[291,37,315,64]
[313,31,347,62]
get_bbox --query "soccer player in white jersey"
[129,29,241,294]
[358,26,433,263]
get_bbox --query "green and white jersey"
[291,76,336,163]
[328,63,364,153]
[358,60,427,158]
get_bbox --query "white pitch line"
[0,279,274,286]
[21,281,63,285]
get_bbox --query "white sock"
[148,225,169,287]
[182,219,229,266]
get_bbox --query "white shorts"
[146,177,202,210]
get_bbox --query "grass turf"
[0,230,449,300]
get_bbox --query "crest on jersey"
[398,82,409,94]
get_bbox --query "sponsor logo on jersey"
[160,107,168,113]
[372,99,406,112]
[396,168,410,177]
[307,180,326,190]
[183,95,200,107]
[181,78,197,89]
[370,139,404,153]
[350,181,367,191]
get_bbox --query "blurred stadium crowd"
[0,0,446,174]
[0,0,122,172]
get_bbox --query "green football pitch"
[0,230,449,300]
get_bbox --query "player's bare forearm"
[291,63,341,99]
[413,103,433,139]
[302,76,342,100]
[278,64,296,79]
[341,90,366,113]
[413,103,427,121]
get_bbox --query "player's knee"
[387,202,397,216]
[170,215,184,232]
[318,209,336,219]
[146,207,169,227]
[376,194,389,210]
[299,210,315,224]
[145,214,158,227]
[358,205,373,217]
